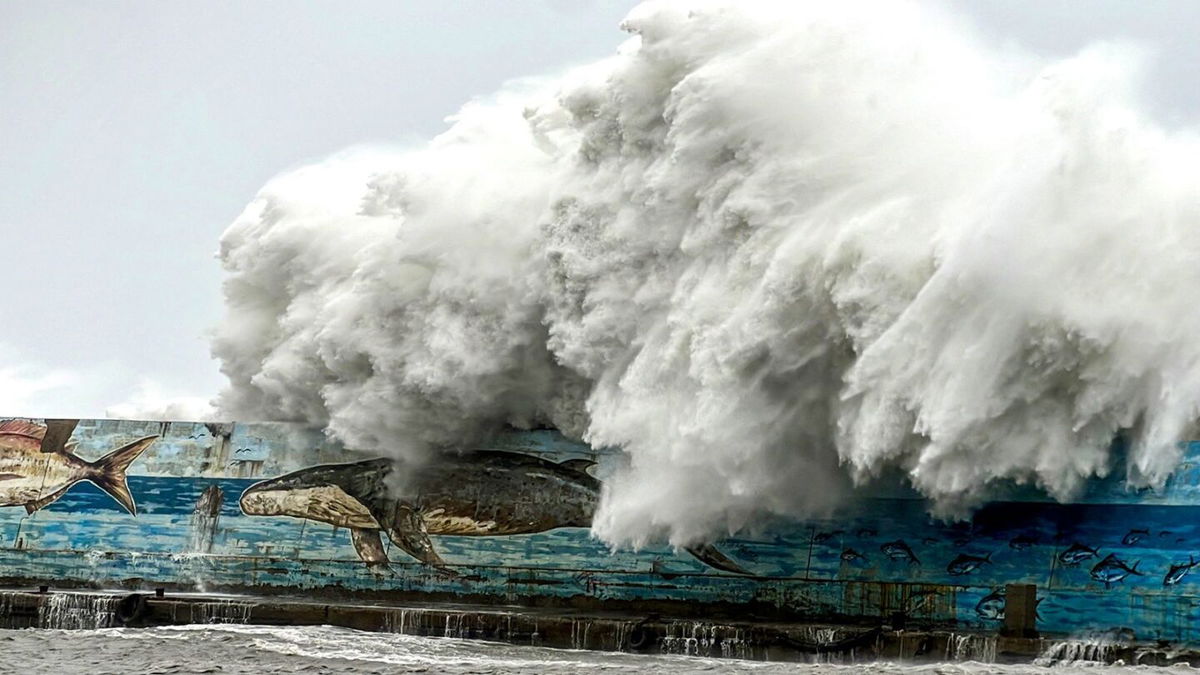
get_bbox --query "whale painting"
[14,417,1200,642]
[238,451,753,575]
[0,419,157,515]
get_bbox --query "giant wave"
[213,0,1200,550]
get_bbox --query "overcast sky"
[1,0,1198,419]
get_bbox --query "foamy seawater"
[0,625,1193,674]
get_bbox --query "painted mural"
[238,453,749,575]
[0,419,156,515]
[6,416,1200,645]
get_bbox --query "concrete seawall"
[0,588,1196,667]
[0,588,1019,663]
[2,417,1200,654]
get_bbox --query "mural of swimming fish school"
[7,416,1200,645]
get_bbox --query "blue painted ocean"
[10,473,1200,642]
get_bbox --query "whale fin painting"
[0,419,157,516]
[379,502,450,570]
[239,450,752,575]
[349,528,390,571]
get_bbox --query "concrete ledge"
[1,588,1197,666]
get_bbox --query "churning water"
[0,625,1192,675]
[212,0,1200,555]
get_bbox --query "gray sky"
[0,1,1197,418]
[0,0,634,417]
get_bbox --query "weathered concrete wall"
[1,417,1200,645]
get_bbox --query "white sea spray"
[214,0,1200,549]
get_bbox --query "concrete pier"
[0,588,1196,666]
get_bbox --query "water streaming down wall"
[658,621,752,659]
[443,613,470,639]
[1034,630,1133,666]
[0,591,256,632]
[1037,641,1113,665]
[349,598,1142,665]
[612,620,632,654]
[568,618,592,650]
[0,586,1179,666]
[370,605,757,655]
[37,593,121,630]
[381,608,412,636]
[186,599,252,625]
[188,486,224,555]
[379,607,579,647]
[945,633,998,663]
[381,611,864,660]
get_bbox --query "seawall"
[0,588,1195,666]
[0,417,1199,661]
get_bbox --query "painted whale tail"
[87,435,157,516]
[685,543,755,576]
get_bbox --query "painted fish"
[947,552,991,576]
[1058,542,1099,566]
[880,540,920,565]
[976,589,1045,621]
[0,419,156,515]
[856,528,878,538]
[840,548,867,563]
[975,588,1005,620]
[240,452,754,576]
[1122,529,1149,546]
[1009,534,1038,550]
[1164,556,1199,587]
[1090,553,1142,589]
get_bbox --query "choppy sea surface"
[0,625,1195,675]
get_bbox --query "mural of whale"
[238,451,753,575]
